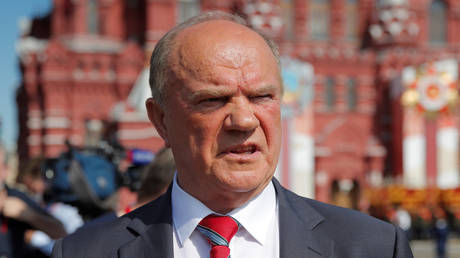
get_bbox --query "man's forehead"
[170,20,277,76]
[172,20,271,61]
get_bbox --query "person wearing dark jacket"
[52,11,413,258]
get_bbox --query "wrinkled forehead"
[169,20,279,81]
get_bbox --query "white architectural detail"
[73,69,85,80]
[367,145,387,157]
[43,117,70,129]
[270,16,283,30]
[395,8,409,20]
[117,128,159,140]
[388,21,402,35]
[243,1,283,36]
[27,135,41,146]
[258,2,272,13]
[403,134,426,188]
[27,117,42,129]
[437,127,459,189]
[16,37,48,62]
[43,134,67,145]
[378,0,408,7]
[369,170,383,187]
[291,133,315,198]
[250,15,264,28]
[111,107,150,122]
[112,67,151,123]
[316,171,328,187]
[370,25,383,38]
[339,179,354,192]
[86,119,102,131]
[127,67,151,116]
[379,10,392,22]
[370,0,418,43]
[63,35,123,53]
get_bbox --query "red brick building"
[16,0,460,204]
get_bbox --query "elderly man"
[52,12,413,258]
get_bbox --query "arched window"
[309,0,330,40]
[178,0,201,24]
[87,0,99,34]
[347,78,357,111]
[345,0,359,41]
[325,77,335,110]
[429,0,447,45]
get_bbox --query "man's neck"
[176,178,272,214]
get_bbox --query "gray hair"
[148,11,280,106]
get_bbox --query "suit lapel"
[274,179,335,258]
[118,187,174,258]
[118,222,173,258]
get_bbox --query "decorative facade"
[16,0,460,205]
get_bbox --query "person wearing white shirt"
[52,11,413,258]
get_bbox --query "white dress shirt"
[172,176,279,258]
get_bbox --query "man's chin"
[216,174,272,195]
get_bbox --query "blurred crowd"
[0,141,175,258]
[371,203,458,258]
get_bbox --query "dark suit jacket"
[52,179,413,257]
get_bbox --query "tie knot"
[197,214,240,247]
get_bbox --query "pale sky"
[0,0,52,150]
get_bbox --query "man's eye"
[250,94,272,101]
[199,97,228,105]
[205,97,223,102]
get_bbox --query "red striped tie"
[197,214,240,258]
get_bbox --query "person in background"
[52,11,413,258]
[134,147,175,208]
[0,158,66,258]
[16,157,47,204]
[15,157,83,257]
[392,203,412,241]
[433,206,449,258]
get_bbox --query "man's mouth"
[228,145,257,154]
[222,144,259,156]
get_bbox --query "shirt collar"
[227,180,277,245]
[172,174,214,247]
[171,174,277,247]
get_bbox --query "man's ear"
[146,97,170,147]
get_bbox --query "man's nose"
[224,99,259,131]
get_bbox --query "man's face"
[147,20,282,212]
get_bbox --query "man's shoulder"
[277,181,387,228]
[53,192,172,258]
[279,185,396,238]
[305,196,389,229]
[284,188,402,249]
[273,181,413,257]
[284,187,390,228]
[54,212,136,257]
